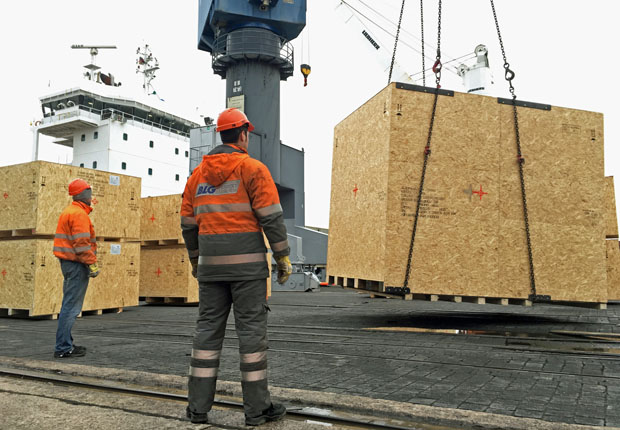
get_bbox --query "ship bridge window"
[92,161,97,169]
[94,131,98,139]
[123,133,128,141]
[148,168,153,176]
[121,162,127,170]
[79,163,84,168]
[175,148,179,155]
[185,150,189,157]
[149,141,154,148]
[175,174,180,181]
[81,134,85,142]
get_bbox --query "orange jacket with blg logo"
[53,201,97,264]
[180,144,289,281]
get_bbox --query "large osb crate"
[327,83,607,304]
[0,239,140,317]
[0,161,141,239]
[140,246,198,303]
[141,194,184,243]
[606,240,620,301]
[605,177,618,238]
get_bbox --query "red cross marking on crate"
[1,269,6,278]
[92,198,99,205]
[156,268,162,277]
[472,185,488,201]
[150,214,156,223]
[353,185,359,197]
[3,192,8,199]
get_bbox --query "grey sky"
[1,0,618,229]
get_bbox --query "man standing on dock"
[52,178,100,358]
[181,108,292,426]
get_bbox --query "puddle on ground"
[364,327,539,337]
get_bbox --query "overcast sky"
[1,0,619,229]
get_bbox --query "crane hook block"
[300,64,311,87]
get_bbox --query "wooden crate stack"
[0,161,141,318]
[140,194,273,303]
[140,194,198,304]
[327,83,614,308]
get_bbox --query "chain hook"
[504,64,515,82]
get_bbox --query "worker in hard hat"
[52,178,100,358]
[181,107,292,426]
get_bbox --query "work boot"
[245,403,286,426]
[186,406,208,424]
[53,345,87,358]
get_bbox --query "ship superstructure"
[32,45,200,197]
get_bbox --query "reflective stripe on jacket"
[53,201,97,264]
[181,144,289,282]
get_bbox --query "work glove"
[190,257,198,279]
[88,263,100,278]
[274,255,292,284]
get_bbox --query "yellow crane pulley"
[300,64,311,87]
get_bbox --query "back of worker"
[181,108,293,426]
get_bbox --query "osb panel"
[327,86,392,282]
[385,90,504,297]
[605,177,618,238]
[498,103,606,302]
[140,246,198,301]
[0,161,141,238]
[141,194,184,242]
[0,239,139,316]
[606,240,620,301]
[0,240,42,309]
[81,242,140,312]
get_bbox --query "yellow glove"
[275,255,292,284]
[190,257,198,279]
[88,263,100,278]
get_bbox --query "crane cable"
[402,0,442,293]
[420,0,425,86]
[387,0,406,85]
[489,0,541,302]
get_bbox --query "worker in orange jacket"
[52,178,100,358]
[181,108,293,426]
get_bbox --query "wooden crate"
[140,245,272,302]
[605,177,618,238]
[140,194,184,244]
[328,83,607,304]
[0,239,140,317]
[140,246,198,303]
[0,161,141,239]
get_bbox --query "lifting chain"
[403,0,442,292]
[490,0,540,302]
[388,0,407,85]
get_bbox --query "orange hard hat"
[216,108,254,132]
[68,178,91,196]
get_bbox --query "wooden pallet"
[0,229,54,240]
[141,296,197,305]
[98,236,140,243]
[140,238,185,247]
[0,307,123,320]
[330,276,606,309]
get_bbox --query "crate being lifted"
[327,83,607,307]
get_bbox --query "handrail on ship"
[40,104,191,138]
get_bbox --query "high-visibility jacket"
[181,144,289,282]
[53,201,97,265]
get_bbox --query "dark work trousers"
[188,278,271,419]
[55,259,90,353]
